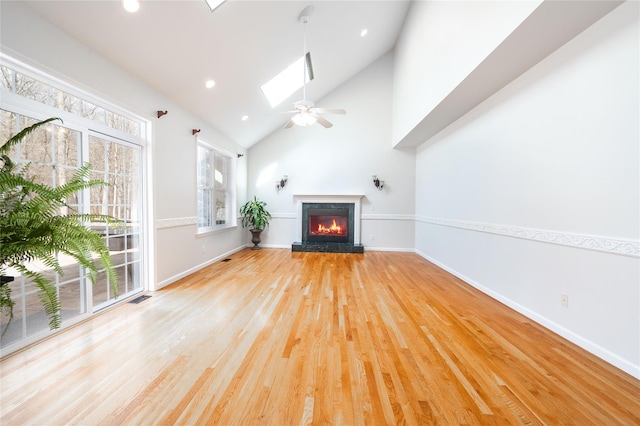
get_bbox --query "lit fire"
[317,219,342,234]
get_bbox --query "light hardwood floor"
[1,249,639,425]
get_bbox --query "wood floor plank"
[1,249,639,425]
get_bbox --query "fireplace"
[292,195,364,253]
[304,204,351,243]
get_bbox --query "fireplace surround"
[292,195,364,253]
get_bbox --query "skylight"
[261,52,313,108]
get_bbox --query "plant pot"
[0,276,15,287]
[250,229,263,250]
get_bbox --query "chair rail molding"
[156,217,198,229]
[416,216,640,258]
[361,214,414,221]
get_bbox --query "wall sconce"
[372,175,384,191]
[276,175,288,191]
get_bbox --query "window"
[197,141,236,232]
[260,52,313,108]
[0,58,144,138]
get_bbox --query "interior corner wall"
[245,52,415,251]
[391,0,541,145]
[0,1,248,290]
[414,2,639,378]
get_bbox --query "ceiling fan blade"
[313,114,333,128]
[313,108,346,115]
[284,119,295,129]
[269,110,298,115]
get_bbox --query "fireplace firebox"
[307,207,349,243]
[293,200,364,253]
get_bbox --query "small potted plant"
[239,196,271,250]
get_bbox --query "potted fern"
[239,196,271,250]
[0,117,119,338]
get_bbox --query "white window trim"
[196,139,237,235]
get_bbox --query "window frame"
[196,139,237,234]
[1,52,149,141]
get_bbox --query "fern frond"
[0,118,62,154]
[0,281,15,338]
[15,265,61,329]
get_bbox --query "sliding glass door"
[88,133,143,309]
[0,111,145,349]
[0,112,87,344]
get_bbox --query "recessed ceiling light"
[205,80,215,89]
[122,0,140,13]
[360,29,368,37]
[241,115,249,121]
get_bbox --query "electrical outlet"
[560,294,569,308]
[370,235,374,241]
[202,245,206,253]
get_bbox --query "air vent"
[129,295,152,304]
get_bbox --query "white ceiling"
[23,0,411,148]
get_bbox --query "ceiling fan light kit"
[292,112,317,127]
[284,5,346,129]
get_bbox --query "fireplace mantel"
[294,195,364,245]
[293,194,364,202]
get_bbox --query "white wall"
[246,52,415,251]
[392,0,540,145]
[0,1,248,289]
[413,1,639,378]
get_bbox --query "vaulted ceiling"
[23,0,411,148]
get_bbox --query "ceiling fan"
[283,6,346,129]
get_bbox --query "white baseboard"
[155,245,246,289]
[251,244,291,249]
[364,246,414,252]
[415,249,640,380]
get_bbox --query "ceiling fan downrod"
[299,6,313,103]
